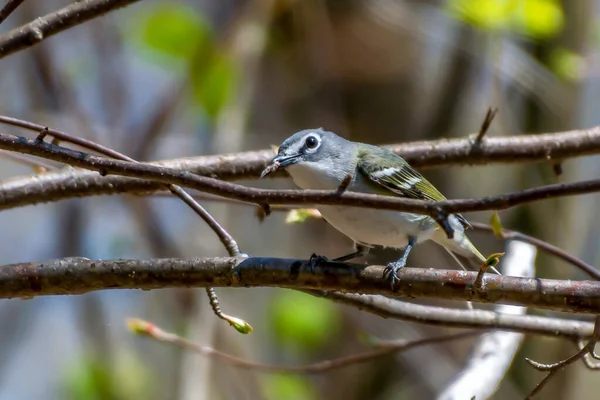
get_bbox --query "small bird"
[261,128,499,286]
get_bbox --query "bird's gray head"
[260,128,350,178]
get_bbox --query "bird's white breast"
[286,162,435,248]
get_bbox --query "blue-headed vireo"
[261,128,499,287]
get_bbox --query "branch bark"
[2,256,600,314]
[0,0,143,58]
[0,132,599,216]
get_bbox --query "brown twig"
[127,318,482,373]
[2,117,600,180]
[2,256,600,314]
[0,0,26,25]
[525,315,600,399]
[470,222,600,280]
[475,107,498,143]
[28,121,248,332]
[312,291,594,339]
[0,0,143,58]
[0,131,599,217]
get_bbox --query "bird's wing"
[357,147,472,229]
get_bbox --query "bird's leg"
[309,243,370,273]
[385,236,417,289]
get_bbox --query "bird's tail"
[433,224,501,275]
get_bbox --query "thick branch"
[0,132,599,215]
[2,256,600,315]
[321,293,593,340]
[0,0,142,58]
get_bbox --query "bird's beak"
[260,153,300,178]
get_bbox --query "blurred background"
[0,0,599,399]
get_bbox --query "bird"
[260,128,499,287]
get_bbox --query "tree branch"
[2,256,600,315]
[438,240,535,399]
[1,115,600,177]
[0,132,599,216]
[128,318,483,374]
[0,0,26,25]
[0,0,143,58]
[315,292,594,339]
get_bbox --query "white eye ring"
[305,135,319,149]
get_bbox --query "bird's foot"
[309,253,329,274]
[384,260,406,291]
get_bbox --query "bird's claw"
[309,253,329,274]
[384,261,405,291]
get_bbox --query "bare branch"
[0,131,599,217]
[474,107,498,143]
[2,256,600,314]
[314,292,594,339]
[2,116,600,179]
[0,0,142,58]
[439,241,536,400]
[525,315,600,399]
[29,118,249,332]
[128,318,482,373]
[0,0,26,25]
[471,222,600,280]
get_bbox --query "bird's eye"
[305,135,319,149]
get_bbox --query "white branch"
[438,240,537,400]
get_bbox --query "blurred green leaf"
[447,0,564,40]
[191,53,237,120]
[513,0,564,39]
[285,209,323,224]
[133,3,213,61]
[447,0,515,31]
[270,291,340,351]
[490,211,504,238]
[263,375,317,400]
[62,353,153,400]
[549,47,584,82]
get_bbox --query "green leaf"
[191,53,237,120]
[446,0,564,40]
[549,47,584,82]
[263,375,316,400]
[61,353,153,400]
[285,209,323,224]
[133,3,213,61]
[270,291,340,351]
[513,0,564,40]
[485,252,505,268]
[490,211,504,238]
[447,0,516,31]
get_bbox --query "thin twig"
[525,315,600,399]
[470,222,600,280]
[28,121,248,331]
[0,0,143,58]
[128,318,482,373]
[312,291,594,339]
[0,130,599,217]
[475,107,498,143]
[0,0,26,25]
